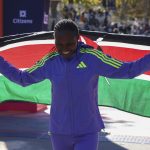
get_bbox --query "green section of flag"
[0,76,51,104]
[0,75,150,117]
[98,77,150,117]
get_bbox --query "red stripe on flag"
[0,44,55,68]
[102,46,150,75]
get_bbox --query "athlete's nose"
[61,45,70,51]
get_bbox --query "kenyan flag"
[0,31,150,117]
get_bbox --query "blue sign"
[3,0,50,36]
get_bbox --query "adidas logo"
[76,61,87,69]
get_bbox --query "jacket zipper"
[66,62,74,134]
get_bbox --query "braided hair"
[54,19,79,37]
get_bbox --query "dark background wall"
[0,0,3,36]
[3,0,50,36]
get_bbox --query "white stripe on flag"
[135,74,150,81]
[1,39,150,52]
[97,40,150,50]
[0,40,55,51]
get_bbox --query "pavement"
[0,106,150,150]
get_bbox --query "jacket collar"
[59,42,93,61]
[77,41,93,50]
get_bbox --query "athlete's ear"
[76,34,79,40]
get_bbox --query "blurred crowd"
[57,4,150,36]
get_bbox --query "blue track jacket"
[0,42,150,135]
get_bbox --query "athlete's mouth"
[62,51,70,55]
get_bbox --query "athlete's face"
[55,31,79,59]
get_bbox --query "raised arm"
[0,55,50,87]
[81,48,150,79]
